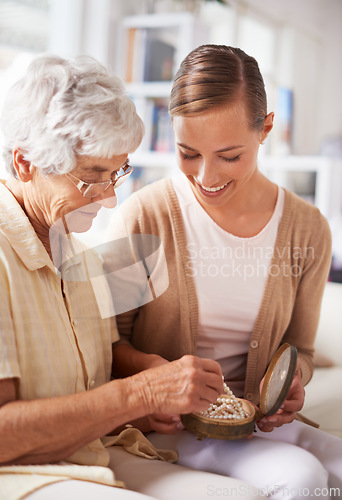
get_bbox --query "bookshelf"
[115,13,342,227]
[116,12,207,192]
[258,155,342,220]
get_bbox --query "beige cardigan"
[107,179,332,405]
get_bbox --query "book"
[151,104,174,152]
[143,36,175,82]
[125,28,147,82]
[125,28,136,82]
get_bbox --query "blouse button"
[89,380,96,389]
[250,340,259,349]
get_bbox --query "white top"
[172,174,284,396]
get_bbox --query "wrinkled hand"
[135,355,224,416]
[257,358,305,432]
[144,360,185,434]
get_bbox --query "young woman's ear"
[13,150,33,182]
[260,112,274,144]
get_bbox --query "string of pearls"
[197,382,250,420]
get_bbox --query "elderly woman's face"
[35,153,128,233]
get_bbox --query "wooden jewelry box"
[181,343,297,440]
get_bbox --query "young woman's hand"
[256,358,305,432]
[146,413,184,434]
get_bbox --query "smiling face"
[173,100,273,213]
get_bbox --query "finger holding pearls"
[196,382,250,421]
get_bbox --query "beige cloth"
[103,426,178,463]
[0,427,177,500]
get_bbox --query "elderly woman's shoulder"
[0,231,18,261]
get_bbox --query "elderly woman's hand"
[131,355,224,417]
[256,358,305,432]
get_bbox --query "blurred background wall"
[0,0,341,155]
[0,0,341,276]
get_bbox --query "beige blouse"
[0,182,120,498]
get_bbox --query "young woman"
[106,45,342,499]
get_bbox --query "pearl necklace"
[196,383,250,420]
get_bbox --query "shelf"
[117,13,203,162]
[259,155,336,172]
[117,12,206,85]
[130,150,176,169]
[126,81,172,98]
[122,12,195,29]
[259,155,342,219]
[117,13,342,227]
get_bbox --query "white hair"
[0,53,144,177]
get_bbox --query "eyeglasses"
[65,161,133,198]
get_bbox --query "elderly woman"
[0,54,266,500]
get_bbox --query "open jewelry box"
[181,343,297,440]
